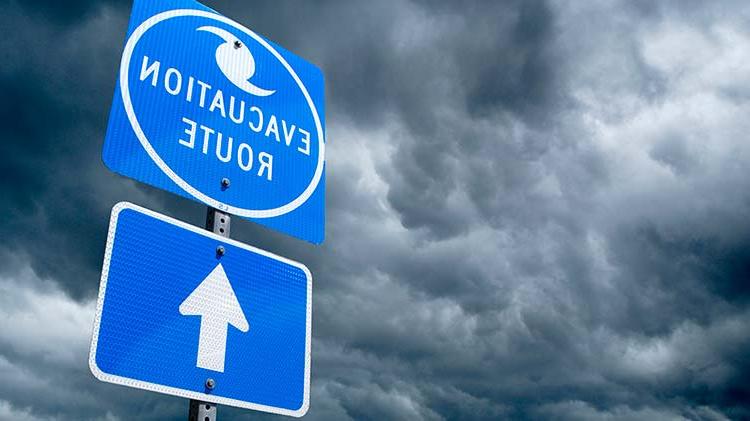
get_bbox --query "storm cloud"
[1,0,750,419]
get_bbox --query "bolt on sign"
[102,0,326,244]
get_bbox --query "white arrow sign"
[179,263,249,372]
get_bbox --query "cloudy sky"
[2,0,750,419]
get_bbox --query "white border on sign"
[120,10,325,218]
[88,202,313,417]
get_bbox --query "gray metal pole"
[189,207,231,421]
[189,399,217,421]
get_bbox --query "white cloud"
[0,266,95,366]
[535,400,690,421]
[0,400,58,421]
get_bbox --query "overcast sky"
[2,0,750,420]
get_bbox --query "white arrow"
[179,263,249,372]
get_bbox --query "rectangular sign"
[102,0,326,244]
[89,202,312,417]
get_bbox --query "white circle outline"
[120,9,325,218]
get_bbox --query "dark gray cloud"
[1,0,750,420]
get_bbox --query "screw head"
[221,177,230,188]
[206,378,216,390]
[233,40,241,49]
[216,245,225,256]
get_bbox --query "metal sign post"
[189,398,217,421]
[189,207,231,420]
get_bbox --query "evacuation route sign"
[89,202,312,417]
[102,0,326,244]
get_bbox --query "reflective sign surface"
[103,0,325,243]
[89,202,312,417]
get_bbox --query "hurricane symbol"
[197,25,275,97]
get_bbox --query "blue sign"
[102,0,325,244]
[89,202,312,417]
